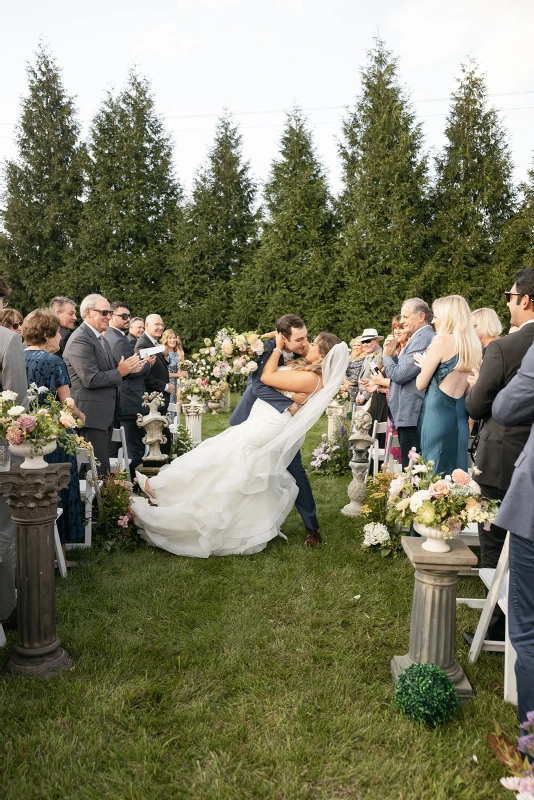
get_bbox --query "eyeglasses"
[1,297,9,308]
[504,292,523,303]
[113,313,131,320]
[90,308,112,317]
[11,322,21,330]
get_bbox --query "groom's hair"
[276,314,305,339]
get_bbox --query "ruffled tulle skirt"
[131,400,298,558]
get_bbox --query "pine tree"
[164,113,258,348]
[337,38,429,339]
[234,107,337,335]
[0,43,85,311]
[75,70,181,315]
[421,61,515,306]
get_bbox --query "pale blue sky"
[1,0,533,197]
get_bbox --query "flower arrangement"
[386,450,499,536]
[93,472,142,551]
[395,663,458,727]
[333,385,351,404]
[358,470,402,556]
[491,712,534,799]
[310,420,351,476]
[0,384,83,456]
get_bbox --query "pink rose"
[429,479,451,498]
[451,469,470,485]
[408,448,418,461]
[18,414,37,433]
[37,408,49,416]
[117,515,129,528]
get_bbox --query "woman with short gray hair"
[471,308,503,353]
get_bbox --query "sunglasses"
[90,308,112,317]
[113,313,131,320]
[504,292,523,303]
[11,322,21,330]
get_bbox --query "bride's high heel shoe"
[135,470,155,498]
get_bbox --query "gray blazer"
[0,327,28,405]
[492,340,534,542]
[104,326,150,419]
[63,322,122,430]
[382,325,435,428]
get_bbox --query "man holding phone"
[355,328,384,407]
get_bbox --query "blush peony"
[451,469,470,485]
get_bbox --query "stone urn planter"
[9,440,57,470]
[413,522,461,554]
[207,401,221,415]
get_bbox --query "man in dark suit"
[135,314,173,456]
[49,297,77,357]
[63,294,144,475]
[105,302,155,477]
[492,338,534,760]
[127,317,145,348]
[464,266,534,644]
[230,314,321,547]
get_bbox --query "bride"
[131,332,349,558]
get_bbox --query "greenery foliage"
[170,423,194,459]
[93,472,142,552]
[359,470,403,556]
[310,417,351,476]
[395,663,459,728]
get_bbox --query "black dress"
[24,350,84,545]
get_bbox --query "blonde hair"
[289,332,341,374]
[471,307,503,340]
[432,295,482,372]
[160,329,178,349]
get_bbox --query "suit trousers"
[110,417,146,480]
[508,533,534,746]
[287,450,319,532]
[82,425,113,477]
[398,426,419,470]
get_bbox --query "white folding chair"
[168,402,179,434]
[371,421,388,475]
[70,447,101,549]
[54,508,67,578]
[109,426,131,474]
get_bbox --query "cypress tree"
[234,107,337,335]
[337,39,429,339]
[0,43,85,311]
[75,70,181,315]
[421,61,515,306]
[164,113,258,348]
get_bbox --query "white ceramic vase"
[413,521,460,553]
[207,402,221,415]
[9,440,57,470]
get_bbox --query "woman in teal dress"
[414,295,482,477]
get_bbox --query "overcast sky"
[2,0,534,198]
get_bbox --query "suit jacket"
[492,339,534,541]
[63,323,122,430]
[230,338,294,426]
[0,327,28,404]
[465,323,534,491]
[134,333,170,410]
[58,326,73,357]
[127,333,139,348]
[105,326,150,419]
[383,325,435,428]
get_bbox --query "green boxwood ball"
[395,663,458,727]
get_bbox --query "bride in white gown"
[131,333,349,558]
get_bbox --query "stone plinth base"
[6,647,73,678]
[391,535,478,702]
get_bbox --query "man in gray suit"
[492,339,534,759]
[63,294,144,475]
[382,298,435,468]
[0,279,28,628]
[105,301,154,478]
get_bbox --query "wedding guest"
[0,277,27,631]
[160,329,187,422]
[415,295,481,477]
[463,267,534,646]
[49,297,77,356]
[23,309,85,562]
[471,307,503,353]
[128,317,145,347]
[344,336,363,409]
[135,315,173,455]
[0,308,23,336]
[382,298,435,468]
[355,328,383,406]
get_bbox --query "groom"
[230,314,321,547]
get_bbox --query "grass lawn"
[0,398,517,799]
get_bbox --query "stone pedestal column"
[220,387,231,414]
[326,399,344,441]
[183,402,204,447]
[0,463,73,677]
[391,535,478,701]
[341,458,368,516]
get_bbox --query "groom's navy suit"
[230,338,319,532]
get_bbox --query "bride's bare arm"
[260,333,321,394]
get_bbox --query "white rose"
[7,405,25,417]
[409,489,431,512]
[246,362,258,373]
[388,475,406,498]
[1,390,18,402]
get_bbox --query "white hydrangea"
[409,489,431,512]
[362,523,391,547]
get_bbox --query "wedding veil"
[254,341,350,475]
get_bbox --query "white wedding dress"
[131,343,349,558]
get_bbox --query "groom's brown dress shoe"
[305,529,322,547]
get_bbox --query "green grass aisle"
[0,399,517,799]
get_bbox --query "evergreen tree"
[164,113,257,348]
[75,70,181,315]
[421,61,515,306]
[234,107,337,335]
[0,44,85,311]
[337,38,429,339]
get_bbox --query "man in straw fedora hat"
[354,328,384,407]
